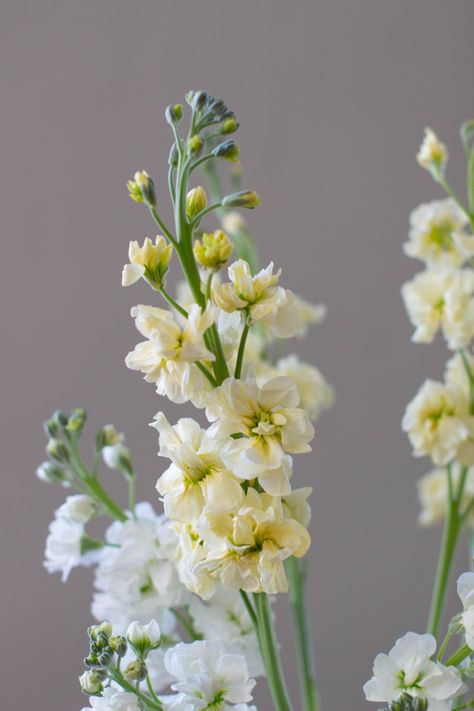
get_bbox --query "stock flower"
[121,235,173,289]
[271,355,334,422]
[206,376,314,495]
[81,687,141,711]
[56,494,96,523]
[162,640,256,709]
[417,127,448,175]
[127,619,161,655]
[364,632,464,709]
[44,514,98,582]
[152,414,243,522]
[175,488,311,597]
[92,502,188,634]
[401,268,474,350]
[457,572,474,649]
[212,259,299,337]
[417,465,474,527]
[194,230,234,270]
[402,380,474,466]
[404,199,470,267]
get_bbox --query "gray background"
[1,1,473,709]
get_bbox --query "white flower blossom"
[152,414,243,523]
[206,376,314,496]
[81,686,141,711]
[364,631,464,709]
[417,127,448,174]
[401,268,474,350]
[404,199,470,267]
[44,514,97,582]
[457,572,474,649]
[127,619,161,652]
[269,355,334,422]
[55,494,96,524]
[417,464,474,527]
[162,640,256,710]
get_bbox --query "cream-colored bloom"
[270,355,334,422]
[222,211,246,234]
[194,230,233,270]
[402,379,474,466]
[122,236,172,289]
[206,376,314,495]
[417,464,474,527]
[212,260,299,338]
[152,413,243,523]
[174,488,311,598]
[417,127,448,174]
[404,199,470,267]
[401,268,474,350]
[125,304,215,404]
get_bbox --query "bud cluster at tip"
[194,229,234,270]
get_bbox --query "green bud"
[127,171,156,207]
[209,98,227,116]
[95,424,121,452]
[188,135,203,156]
[123,659,148,682]
[88,621,113,642]
[168,143,179,168]
[46,438,70,464]
[65,408,87,436]
[186,186,207,220]
[165,103,183,125]
[109,635,128,657]
[44,417,59,438]
[222,190,261,209]
[36,460,70,485]
[79,670,104,695]
[84,653,99,668]
[221,117,239,135]
[190,90,208,111]
[212,140,240,162]
[97,649,113,667]
[194,230,233,270]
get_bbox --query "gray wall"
[1,1,473,709]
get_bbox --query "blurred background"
[1,1,474,708]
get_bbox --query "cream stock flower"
[417,465,474,527]
[152,413,243,522]
[270,354,334,422]
[401,268,474,350]
[122,236,173,289]
[417,127,448,174]
[404,199,470,267]
[402,379,474,466]
[81,687,141,711]
[206,376,314,495]
[212,259,300,338]
[174,488,311,597]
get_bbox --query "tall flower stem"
[253,592,294,711]
[286,557,319,711]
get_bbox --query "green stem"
[446,644,472,667]
[437,629,453,661]
[146,674,161,705]
[234,322,249,379]
[128,473,136,514]
[240,590,258,629]
[170,607,202,641]
[159,287,188,318]
[286,557,319,711]
[190,201,222,228]
[253,593,294,711]
[195,361,218,387]
[148,206,177,247]
[108,669,162,710]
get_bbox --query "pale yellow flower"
[404,199,470,268]
[417,465,474,527]
[122,235,173,289]
[417,127,448,174]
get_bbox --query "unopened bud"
[191,90,208,111]
[188,135,203,156]
[123,659,148,682]
[168,143,179,168]
[127,620,161,657]
[221,117,239,135]
[109,635,128,657]
[79,669,104,695]
[46,438,70,464]
[165,103,183,125]
[36,461,70,485]
[212,140,240,163]
[88,621,113,643]
[186,186,207,220]
[127,171,156,207]
[209,98,227,116]
[65,408,87,436]
[95,425,122,452]
[417,127,448,178]
[222,190,261,209]
[194,230,233,270]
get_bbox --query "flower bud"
[95,425,122,452]
[79,670,104,695]
[417,127,448,177]
[168,143,179,168]
[88,621,113,642]
[109,635,128,657]
[65,408,87,436]
[212,140,240,163]
[127,620,161,657]
[222,190,261,209]
[36,461,70,485]
[194,230,233,270]
[190,90,208,111]
[209,98,227,116]
[165,103,183,125]
[186,186,207,220]
[221,117,239,135]
[188,135,203,156]
[123,659,148,682]
[46,438,70,464]
[97,649,114,667]
[122,235,173,290]
[127,171,156,207]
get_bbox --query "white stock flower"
[174,488,310,598]
[152,414,243,523]
[125,304,215,405]
[402,379,474,466]
[81,686,141,711]
[44,514,98,582]
[270,355,334,422]
[363,631,464,708]
[401,268,474,350]
[162,640,256,710]
[127,619,161,653]
[122,235,173,288]
[212,259,299,338]
[457,572,474,649]
[417,127,448,174]
[417,465,474,527]
[404,199,470,267]
[206,376,314,496]
[92,502,188,634]
[55,494,96,524]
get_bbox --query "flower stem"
[234,322,249,379]
[286,557,319,711]
[446,643,472,667]
[253,592,294,711]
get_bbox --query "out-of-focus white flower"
[162,640,256,709]
[55,494,96,524]
[404,199,470,267]
[269,355,334,422]
[402,379,474,466]
[81,686,141,711]
[457,572,474,649]
[122,235,173,289]
[417,127,448,175]
[417,465,474,527]
[212,260,299,338]
[152,414,243,523]
[188,588,263,677]
[401,268,474,350]
[222,211,246,235]
[92,502,188,634]
[282,293,326,339]
[363,631,464,708]
[281,486,313,528]
[206,376,314,496]
[174,488,310,598]
[44,514,97,582]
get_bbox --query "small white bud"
[127,619,161,656]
